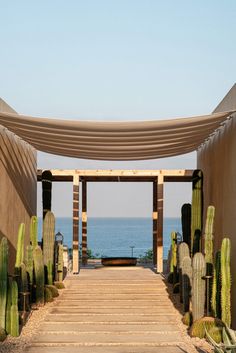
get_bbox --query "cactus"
[33,246,44,306]
[0,327,7,342]
[0,237,8,330]
[212,250,221,319]
[192,252,206,322]
[54,282,65,289]
[19,263,29,311]
[46,285,59,298]
[43,211,55,285]
[42,170,52,219]
[57,244,64,282]
[30,216,38,249]
[204,206,215,269]
[25,245,34,287]
[178,242,190,302]
[206,325,236,351]
[10,280,19,337]
[170,232,178,285]
[182,311,192,327]
[191,169,203,255]
[221,238,231,327]
[15,223,25,269]
[44,287,53,303]
[190,316,224,339]
[182,255,192,312]
[6,278,12,334]
[181,203,191,248]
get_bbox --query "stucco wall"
[197,84,236,327]
[0,98,37,271]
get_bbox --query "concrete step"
[56,300,172,306]
[33,331,183,344]
[38,322,179,332]
[50,307,175,314]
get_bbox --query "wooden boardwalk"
[26,267,197,353]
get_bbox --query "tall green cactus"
[10,280,19,337]
[43,211,55,285]
[25,245,34,287]
[33,246,44,306]
[178,242,190,303]
[191,170,203,256]
[170,232,178,285]
[181,204,191,248]
[57,244,64,282]
[204,205,215,272]
[0,237,8,330]
[211,250,221,319]
[30,216,38,249]
[15,223,25,269]
[192,252,206,322]
[42,170,52,219]
[6,278,12,334]
[221,238,231,326]
[182,255,192,312]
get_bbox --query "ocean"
[38,217,182,259]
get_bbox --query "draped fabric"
[0,111,234,160]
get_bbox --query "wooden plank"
[82,181,87,265]
[152,181,158,267]
[157,175,164,273]
[72,175,79,274]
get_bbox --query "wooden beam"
[82,181,87,265]
[152,180,158,267]
[72,175,79,274]
[157,175,164,273]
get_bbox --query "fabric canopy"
[0,110,234,160]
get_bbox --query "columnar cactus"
[211,250,221,319]
[33,246,44,306]
[178,242,190,302]
[181,203,191,248]
[10,280,19,337]
[25,245,34,287]
[15,223,25,269]
[221,238,231,326]
[42,170,52,219]
[204,205,215,273]
[191,170,203,255]
[43,211,55,285]
[57,244,64,282]
[6,279,12,334]
[0,237,8,330]
[30,216,38,249]
[170,232,178,285]
[182,255,192,312]
[192,252,206,322]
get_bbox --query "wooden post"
[153,180,158,268]
[72,174,79,274]
[82,181,87,265]
[157,175,164,273]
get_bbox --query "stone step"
[45,314,177,323]
[50,307,174,314]
[38,322,179,332]
[25,345,190,353]
[33,331,183,344]
[56,300,172,306]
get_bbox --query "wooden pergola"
[37,169,194,273]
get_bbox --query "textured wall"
[0,98,37,270]
[197,84,236,327]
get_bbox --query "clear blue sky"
[1,1,235,217]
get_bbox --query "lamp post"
[130,246,135,257]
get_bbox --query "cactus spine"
[181,203,191,248]
[178,242,190,302]
[10,281,19,337]
[30,216,38,249]
[192,252,206,322]
[221,238,231,326]
[15,223,25,269]
[0,237,8,330]
[191,170,203,255]
[211,250,221,319]
[182,255,192,312]
[57,244,64,282]
[43,211,55,285]
[33,246,44,306]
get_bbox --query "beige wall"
[0,98,37,271]
[197,84,236,327]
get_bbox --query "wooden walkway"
[26,267,197,353]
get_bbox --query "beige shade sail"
[0,110,234,160]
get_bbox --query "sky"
[0,1,235,218]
